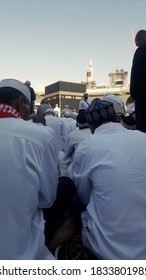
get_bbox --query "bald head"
[83,92,88,100]
[135,30,146,47]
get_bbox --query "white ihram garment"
[73,123,146,259]
[79,98,91,110]
[0,118,58,259]
[64,127,91,178]
[45,115,64,151]
[61,117,76,144]
[64,127,91,158]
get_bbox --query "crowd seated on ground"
[1,78,146,260]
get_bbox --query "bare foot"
[48,216,78,251]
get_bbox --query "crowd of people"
[0,29,146,260]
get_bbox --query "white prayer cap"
[102,93,126,115]
[71,112,78,119]
[63,110,72,118]
[0,78,31,104]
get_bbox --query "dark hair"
[30,115,46,126]
[89,116,117,130]
[0,87,29,106]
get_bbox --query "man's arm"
[38,134,58,209]
[73,143,91,205]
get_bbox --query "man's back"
[73,122,146,259]
[0,118,58,259]
[65,127,91,157]
[45,114,64,151]
[130,42,146,103]
[130,31,146,132]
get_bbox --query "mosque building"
[82,59,130,105]
[35,60,131,113]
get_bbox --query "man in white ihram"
[73,99,146,259]
[0,79,58,259]
[79,92,91,110]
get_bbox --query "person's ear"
[88,123,95,134]
[12,96,30,120]
[116,115,122,123]
[11,96,23,113]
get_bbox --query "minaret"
[87,58,93,86]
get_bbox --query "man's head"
[62,110,72,118]
[0,79,31,120]
[102,93,126,122]
[64,105,69,109]
[29,114,47,126]
[121,116,136,130]
[44,107,55,117]
[135,30,146,47]
[83,92,88,100]
[37,104,50,117]
[76,110,88,129]
[85,99,116,133]
[24,80,31,87]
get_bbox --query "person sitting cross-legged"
[73,99,146,260]
[0,79,58,260]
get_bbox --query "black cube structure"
[43,81,86,112]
